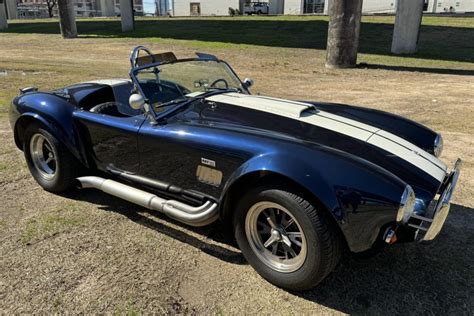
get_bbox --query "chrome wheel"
[245,201,307,273]
[29,133,57,180]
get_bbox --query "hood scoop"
[206,93,316,118]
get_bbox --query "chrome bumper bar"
[408,158,462,241]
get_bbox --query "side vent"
[196,165,223,187]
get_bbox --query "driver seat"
[90,102,129,117]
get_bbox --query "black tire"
[23,123,82,192]
[233,185,342,290]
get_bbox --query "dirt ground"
[0,28,473,314]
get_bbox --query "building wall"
[172,0,239,16]
[114,0,143,16]
[17,0,142,17]
[303,0,396,15]
[427,0,474,13]
[268,0,284,14]
[156,0,172,15]
[290,0,473,15]
[284,0,303,14]
[362,0,396,13]
[201,0,239,15]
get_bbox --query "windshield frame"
[129,57,249,121]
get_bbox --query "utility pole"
[0,0,8,30]
[57,0,77,38]
[325,0,363,68]
[391,0,424,54]
[120,0,134,32]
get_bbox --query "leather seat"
[90,102,129,117]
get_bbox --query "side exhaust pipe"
[77,176,218,227]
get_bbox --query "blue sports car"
[9,46,462,290]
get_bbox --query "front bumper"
[408,158,462,241]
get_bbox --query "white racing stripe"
[206,93,447,182]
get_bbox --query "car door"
[136,103,243,199]
[73,111,145,173]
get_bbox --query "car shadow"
[294,203,473,314]
[65,189,472,313]
[2,18,473,64]
[67,188,246,265]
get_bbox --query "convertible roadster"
[9,46,461,290]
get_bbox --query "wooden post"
[391,0,424,54]
[325,0,363,69]
[0,0,8,30]
[120,0,134,32]
[58,0,77,38]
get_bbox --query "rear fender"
[12,93,89,167]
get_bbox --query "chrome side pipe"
[77,176,218,227]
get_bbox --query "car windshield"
[134,59,245,108]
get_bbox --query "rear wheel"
[24,123,82,192]
[233,185,342,290]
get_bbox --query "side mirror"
[129,93,145,110]
[243,78,254,88]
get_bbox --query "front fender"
[11,92,88,167]
[222,145,407,252]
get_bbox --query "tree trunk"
[48,5,54,18]
[0,0,8,30]
[391,0,424,54]
[57,0,77,38]
[325,0,363,69]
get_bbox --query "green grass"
[20,208,85,244]
[3,16,474,63]
[113,301,141,316]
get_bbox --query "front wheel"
[233,186,342,290]
[24,123,82,192]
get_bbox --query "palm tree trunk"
[325,0,363,68]
[57,0,77,38]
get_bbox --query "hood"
[206,93,448,191]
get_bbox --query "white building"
[283,0,473,15]
[16,0,143,18]
[155,0,240,16]
[156,0,474,16]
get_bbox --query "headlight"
[434,134,443,157]
[397,185,416,224]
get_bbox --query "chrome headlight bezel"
[434,133,443,158]
[397,185,416,224]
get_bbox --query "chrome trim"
[77,176,218,227]
[422,158,462,241]
[245,201,307,273]
[397,185,416,224]
[30,133,57,180]
[404,159,462,241]
[434,134,444,157]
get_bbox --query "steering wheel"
[210,79,229,89]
